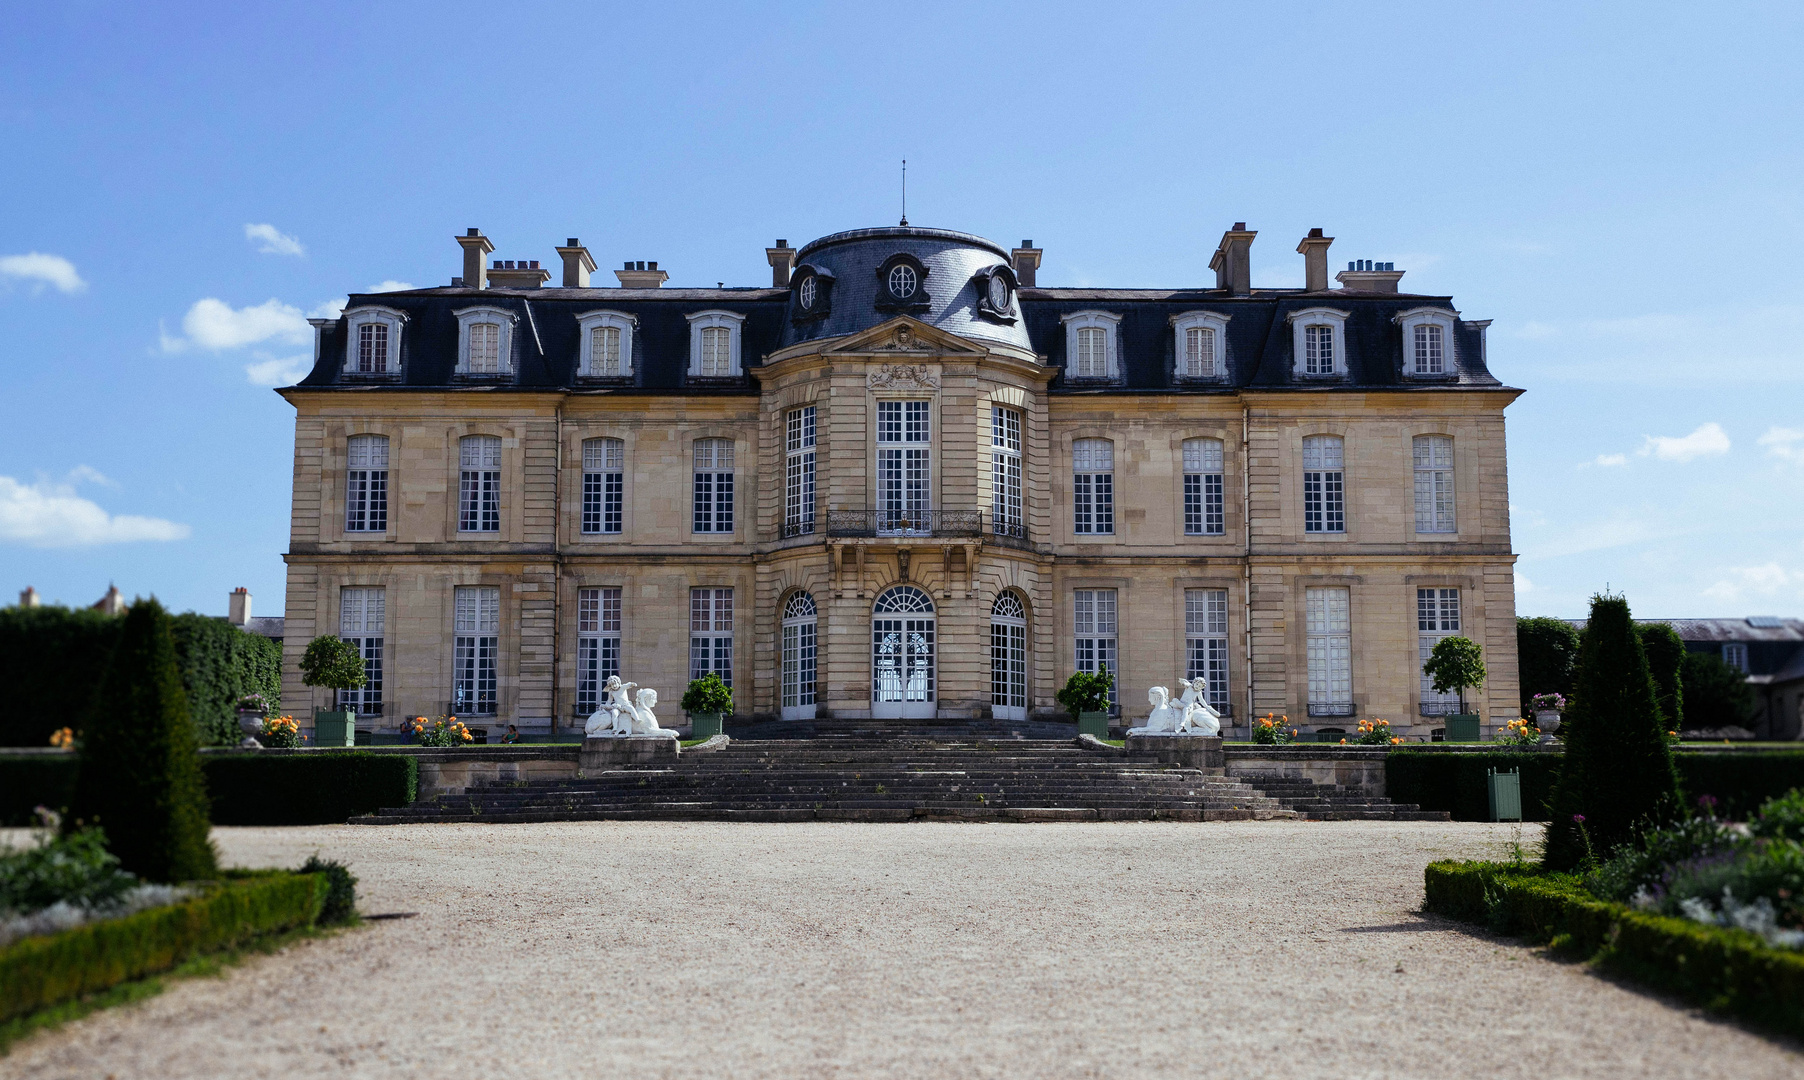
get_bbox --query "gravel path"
[3,821,1798,1078]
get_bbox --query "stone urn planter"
[313,709,356,748]
[688,712,723,739]
[1535,710,1562,744]
[1077,711,1111,739]
[236,709,266,739]
[1444,714,1482,743]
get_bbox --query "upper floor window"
[345,434,389,533]
[1059,311,1121,380]
[693,438,735,533]
[686,310,745,378]
[1302,435,1345,534]
[458,435,502,533]
[1072,438,1114,535]
[1172,312,1230,380]
[577,310,636,378]
[455,306,516,377]
[992,406,1023,538]
[342,306,405,376]
[786,406,817,537]
[581,437,624,535]
[1287,308,1349,378]
[1182,437,1225,536]
[877,400,931,530]
[1723,642,1749,673]
[1395,308,1458,378]
[1413,435,1456,534]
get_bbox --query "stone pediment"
[824,316,987,359]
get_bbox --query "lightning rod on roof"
[900,159,908,227]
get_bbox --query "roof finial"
[900,159,908,227]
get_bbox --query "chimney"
[1296,228,1334,292]
[556,238,597,287]
[18,586,39,608]
[456,228,495,289]
[1209,222,1256,295]
[92,585,126,615]
[228,587,251,626]
[487,258,551,289]
[615,260,669,288]
[1011,240,1043,287]
[766,239,796,287]
[1334,259,1405,293]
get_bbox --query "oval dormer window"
[987,273,1011,311]
[798,275,817,311]
[888,264,917,299]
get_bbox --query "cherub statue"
[583,675,640,737]
[1175,677,1222,736]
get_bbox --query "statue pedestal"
[579,734,679,770]
[1124,735,1224,772]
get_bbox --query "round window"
[986,273,1011,311]
[797,275,816,310]
[888,264,917,298]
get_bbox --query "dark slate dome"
[780,226,1035,355]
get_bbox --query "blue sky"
[1,1,1800,621]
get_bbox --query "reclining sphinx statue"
[583,676,674,739]
[1126,677,1221,737]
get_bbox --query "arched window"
[1059,311,1122,380]
[990,592,1028,722]
[1412,435,1455,533]
[576,310,636,378]
[458,435,502,533]
[345,434,388,533]
[581,437,624,535]
[1173,311,1230,380]
[873,586,935,719]
[455,307,515,376]
[342,306,405,377]
[1286,308,1349,378]
[685,310,745,377]
[781,591,817,721]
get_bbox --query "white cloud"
[1702,563,1804,604]
[0,471,189,547]
[1758,426,1804,463]
[160,297,310,353]
[310,298,346,320]
[1515,573,1535,594]
[1640,422,1730,462]
[244,353,312,386]
[1514,321,1559,340]
[366,280,414,293]
[0,252,87,294]
[1593,453,1628,467]
[244,223,305,257]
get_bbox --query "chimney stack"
[556,238,597,288]
[18,586,39,608]
[1334,259,1405,293]
[615,260,669,288]
[1010,240,1043,287]
[488,258,550,289]
[766,239,797,287]
[1296,228,1334,292]
[228,587,251,626]
[456,228,494,289]
[1209,222,1256,295]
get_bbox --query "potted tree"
[1424,636,1487,743]
[300,635,366,748]
[1057,670,1115,739]
[681,672,733,739]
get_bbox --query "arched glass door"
[990,592,1028,722]
[872,585,935,719]
[781,591,817,721]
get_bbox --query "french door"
[872,586,935,719]
[781,592,818,721]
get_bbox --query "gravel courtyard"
[4,820,1798,1078]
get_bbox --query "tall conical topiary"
[1543,594,1681,871]
[69,597,217,882]
[1636,622,1685,733]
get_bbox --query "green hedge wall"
[1676,752,1804,819]
[1,753,416,826]
[169,613,282,748]
[1424,860,1804,1039]
[0,871,327,1023]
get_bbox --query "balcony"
[1307,702,1357,718]
[1418,701,1464,717]
[826,510,986,539]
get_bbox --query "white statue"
[583,677,676,739]
[1174,677,1222,737]
[1128,678,1221,737]
[627,687,668,735]
[1128,685,1185,736]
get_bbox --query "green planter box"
[1487,767,1523,821]
[689,713,723,739]
[313,710,356,748]
[1444,714,1482,743]
[1077,711,1111,738]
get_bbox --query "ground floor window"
[1417,587,1462,714]
[1184,588,1229,713]
[453,585,500,715]
[1074,588,1119,712]
[690,587,733,687]
[576,587,622,716]
[338,586,383,716]
[1305,586,1351,716]
[873,585,935,718]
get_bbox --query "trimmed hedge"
[1,753,416,827]
[1677,752,1804,820]
[0,871,326,1023]
[1424,860,1804,1039]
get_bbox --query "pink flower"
[1572,814,1586,824]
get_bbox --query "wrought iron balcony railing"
[1306,702,1357,718]
[1418,701,1465,716]
[826,510,986,538]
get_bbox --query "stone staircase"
[354,738,1447,824]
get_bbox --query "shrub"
[1517,616,1581,713]
[297,857,358,925]
[67,599,217,884]
[408,715,472,747]
[1423,636,1486,714]
[1544,593,1682,871]
[298,635,366,709]
[1752,788,1804,843]
[1676,752,1804,820]
[680,673,733,715]
[1351,718,1400,745]
[1585,811,1743,904]
[169,613,282,747]
[1529,692,1567,713]
[1682,651,1757,731]
[1252,713,1296,745]
[1637,623,1686,732]
[260,715,302,749]
[0,823,137,915]
[1055,670,1113,719]
[1495,718,1541,746]
[204,753,417,825]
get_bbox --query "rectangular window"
[785,407,816,536]
[1413,435,1456,534]
[690,588,733,688]
[1074,589,1119,711]
[452,585,499,715]
[458,435,502,533]
[1075,327,1109,377]
[338,587,384,715]
[1304,324,1334,375]
[1723,642,1749,673]
[590,325,622,376]
[1182,437,1225,536]
[581,438,624,535]
[576,586,622,717]
[1185,588,1230,712]
[357,323,388,373]
[1302,435,1345,534]
[467,322,500,374]
[1184,326,1217,378]
[991,406,1022,537]
[1414,323,1444,374]
[692,439,735,533]
[700,326,732,376]
[345,434,389,533]
[1072,439,1114,535]
[1418,588,1462,713]
[877,401,931,533]
[1306,587,1352,712]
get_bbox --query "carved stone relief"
[866,363,940,390]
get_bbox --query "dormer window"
[1286,308,1349,379]
[341,306,406,377]
[1394,308,1459,379]
[971,266,1018,324]
[1171,311,1230,380]
[790,265,833,324]
[873,253,931,313]
[1059,311,1122,380]
[454,306,516,377]
[576,310,636,378]
[685,310,745,378]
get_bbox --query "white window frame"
[991,406,1023,538]
[1286,307,1349,378]
[692,438,735,534]
[876,401,932,535]
[1395,307,1459,378]
[576,586,622,717]
[454,306,517,376]
[781,591,818,719]
[1305,586,1353,714]
[685,310,745,377]
[344,434,389,533]
[452,585,500,716]
[990,592,1028,721]
[690,587,734,688]
[576,310,637,378]
[1072,438,1114,536]
[581,437,624,536]
[1412,435,1456,534]
[338,587,384,716]
[1171,311,1230,381]
[1723,642,1749,673]
[1302,434,1346,535]
[1059,310,1122,380]
[1074,588,1120,713]
[1185,588,1230,713]
[458,435,503,534]
[785,406,816,536]
[1418,588,1462,714]
[341,306,406,376]
[1182,437,1225,537]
